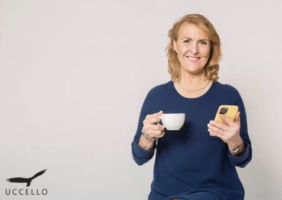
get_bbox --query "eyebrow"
[181,37,209,42]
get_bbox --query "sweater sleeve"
[131,89,157,166]
[228,93,252,167]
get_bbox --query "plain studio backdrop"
[0,0,281,199]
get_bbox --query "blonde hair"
[166,14,222,82]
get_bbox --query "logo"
[7,169,47,187]
[5,169,48,196]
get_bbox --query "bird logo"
[6,169,47,187]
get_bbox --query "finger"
[146,124,164,131]
[146,130,164,138]
[234,112,240,123]
[158,124,165,131]
[209,120,228,131]
[208,128,228,142]
[145,111,163,124]
[143,124,164,133]
[208,128,223,138]
[207,123,225,135]
[155,128,166,138]
[219,114,235,126]
[158,110,163,115]
[145,110,163,119]
[158,131,165,138]
[144,116,161,124]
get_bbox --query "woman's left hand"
[208,112,243,150]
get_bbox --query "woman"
[131,14,252,200]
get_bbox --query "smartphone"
[214,105,239,125]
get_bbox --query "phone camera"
[219,107,228,114]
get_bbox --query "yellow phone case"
[214,105,239,125]
[210,105,238,136]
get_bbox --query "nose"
[191,42,199,54]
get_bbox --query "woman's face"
[173,22,211,76]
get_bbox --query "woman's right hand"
[142,110,165,140]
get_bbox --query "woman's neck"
[178,72,209,91]
[173,72,213,98]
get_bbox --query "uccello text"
[5,189,48,196]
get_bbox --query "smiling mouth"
[186,56,200,60]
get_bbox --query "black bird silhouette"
[6,169,47,187]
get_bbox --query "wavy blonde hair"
[166,14,222,82]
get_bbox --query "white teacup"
[160,113,185,130]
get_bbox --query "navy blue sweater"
[131,81,252,200]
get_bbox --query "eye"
[200,41,207,45]
[183,39,190,43]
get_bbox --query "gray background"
[0,0,281,199]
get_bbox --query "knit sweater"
[131,81,252,200]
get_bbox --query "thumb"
[235,112,240,123]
